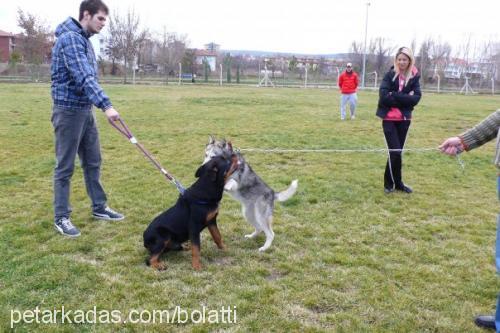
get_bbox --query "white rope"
[239,147,438,153]
[238,147,465,170]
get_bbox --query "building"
[444,58,467,79]
[444,58,495,80]
[0,30,16,63]
[204,42,220,53]
[195,49,217,71]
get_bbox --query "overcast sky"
[1,0,499,55]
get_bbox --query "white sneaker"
[92,206,125,221]
[54,217,81,237]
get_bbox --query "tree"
[104,31,121,75]
[224,53,231,83]
[106,8,148,83]
[288,56,298,72]
[418,38,433,86]
[371,37,394,75]
[16,9,52,78]
[181,49,196,79]
[153,27,187,83]
[236,62,241,84]
[429,39,452,78]
[203,58,209,82]
[9,51,22,74]
[349,41,364,69]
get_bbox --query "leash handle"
[108,118,136,142]
[108,118,186,194]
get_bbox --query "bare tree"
[16,9,52,78]
[349,40,364,69]
[493,42,500,83]
[429,39,452,77]
[154,27,187,82]
[418,38,433,85]
[104,28,122,75]
[371,37,394,74]
[181,48,196,79]
[106,8,148,83]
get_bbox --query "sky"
[1,0,499,55]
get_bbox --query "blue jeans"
[340,93,357,119]
[51,106,107,220]
[496,176,500,331]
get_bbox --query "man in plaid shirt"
[51,0,124,237]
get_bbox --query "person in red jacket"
[338,62,359,120]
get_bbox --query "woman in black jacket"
[376,47,422,193]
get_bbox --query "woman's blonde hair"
[393,46,415,86]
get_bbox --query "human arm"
[378,72,399,107]
[391,76,422,107]
[439,109,500,155]
[60,32,112,111]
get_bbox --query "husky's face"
[203,135,233,164]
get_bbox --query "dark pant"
[51,106,107,220]
[382,120,411,189]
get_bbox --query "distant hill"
[221,49,349,59]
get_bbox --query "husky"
[204,136,298,252]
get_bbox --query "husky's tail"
[275,179,298,202]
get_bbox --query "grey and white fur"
[204,136,298,251]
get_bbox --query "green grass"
[1,83,499,332]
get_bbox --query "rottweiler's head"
[195,154,239,184]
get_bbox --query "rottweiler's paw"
[181,243,191,251]
[192,262,202,271]
[217,243,226,250]
[151,262,167,271]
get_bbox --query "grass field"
[1,83,500,332]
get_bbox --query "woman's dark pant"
[382,120,411,189]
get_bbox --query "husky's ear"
[208,135,215,144]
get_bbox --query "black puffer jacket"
[376,66,421,119]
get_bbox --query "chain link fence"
[0,61,498,94]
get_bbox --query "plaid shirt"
[460,109,500,168]
[51,17,112,111]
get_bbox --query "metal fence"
[0,66,498,95]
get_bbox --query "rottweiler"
[143,155,238,271]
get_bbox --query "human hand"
[439,137,464,156]
[104,107,120,121]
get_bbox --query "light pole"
[361,2,370,88]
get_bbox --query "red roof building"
[0,30,16,63]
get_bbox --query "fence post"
[433,73,440,93]
[132,58,136,85]
[178,63,181,85]
[304,66,308,88]
[335,67,340,89]
[258,61,261,85]
[219,64,223,86]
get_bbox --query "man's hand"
[439,137,464,156]
[104,107,120,121]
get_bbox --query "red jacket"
[338,71,359,94]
